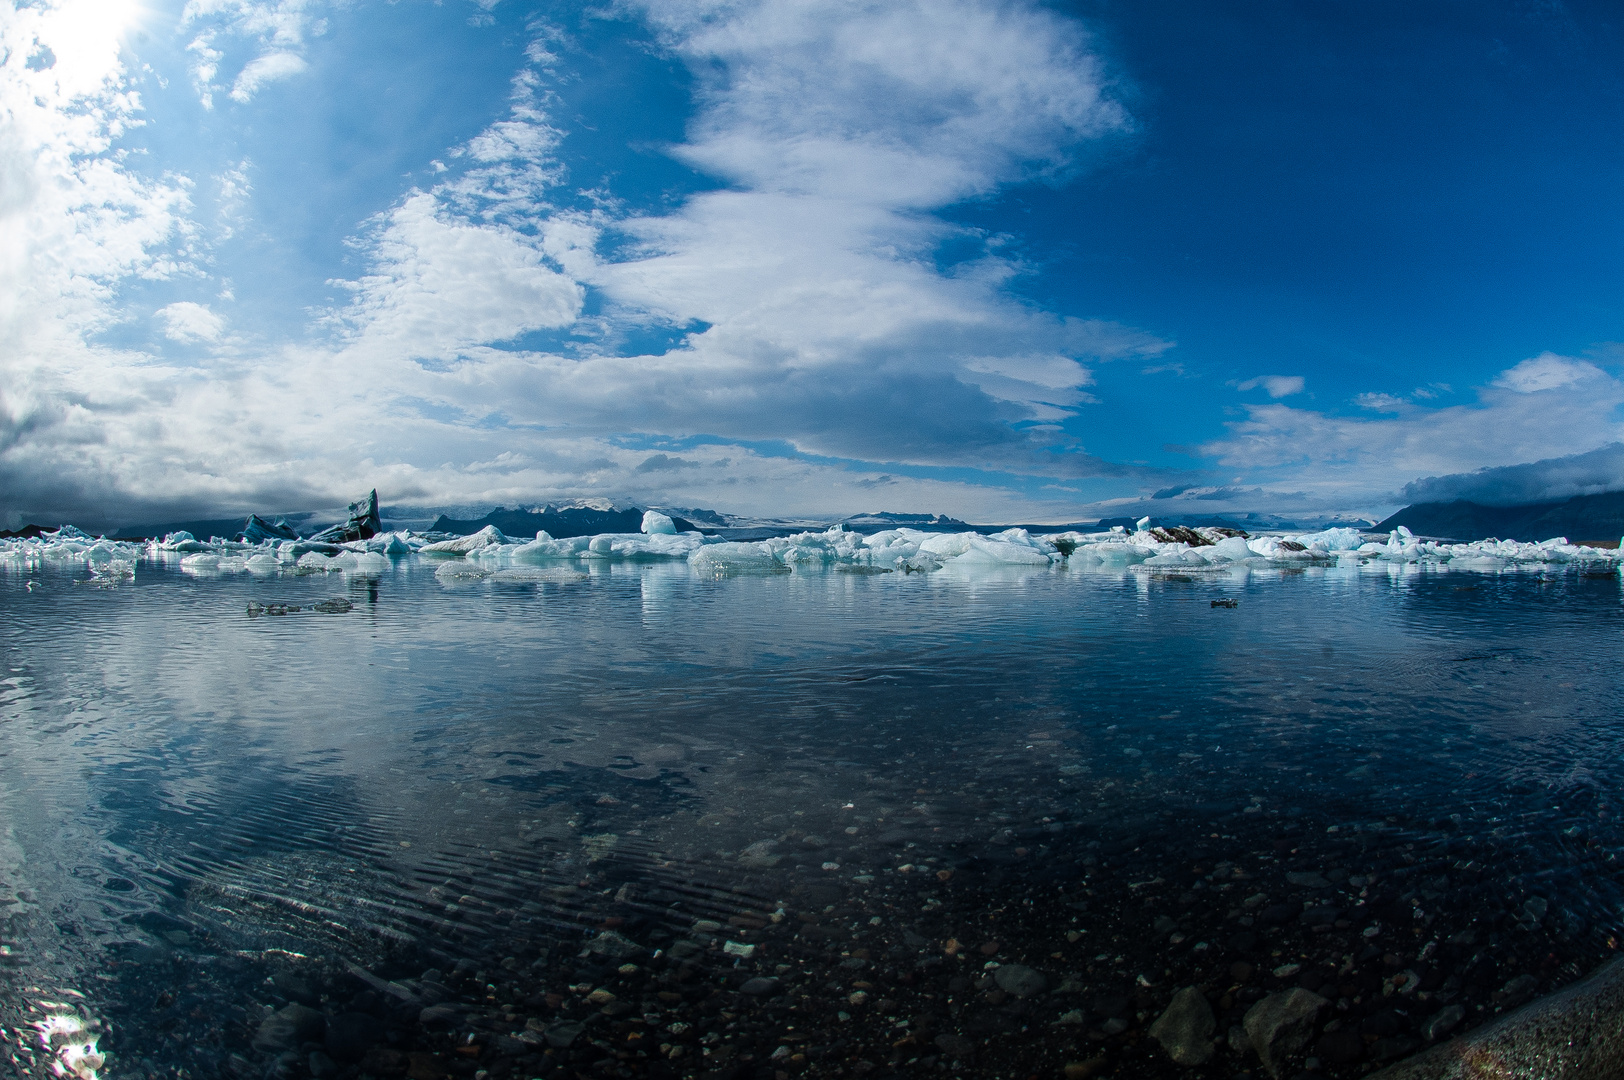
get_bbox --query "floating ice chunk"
[1142,548,1212,567]
[508,533,592,560]
[1296,527,1365,552]
[641,511,677,535]
[435,562,491,582]
[181,553,222,570]
[328,551,390,575]
[490,567,589,583]
[690,541,781,572]
[245,553,281,574]
[1206,536,1255,562]
[420,525,507,554]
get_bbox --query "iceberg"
[420,525,507,554]
[242,514,299,543]
[306,490,382,544]
[641,510,678,535]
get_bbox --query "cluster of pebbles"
[46,760,1618,1080]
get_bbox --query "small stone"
[723,940,756,958]
[587,930,643,959]
[407,1051,446,1080]
[1062,1058,1105,1079]
[253,1004,325,1052]
[418,1004,461,1027]
[978,940,1000,956]
[1500,974,1539,1001]
[544,1020,583,1048]
[323,1013,377,1062]
[585,988,615,1005]
[993,964,1047,998]
[1243,988,1328,1078]
[308,1052,338,1079]
[739,840,782,868]
[740,977,780,997]
[1420,1003,1465,1041]
[934,1033,973,1057]
[849,990,869,1005]
[1153,915,1178,934]
[1147,986,1216,1066]
[1285,872,1330,888]
[359,1048,409,1077]
[273,972,318,1006]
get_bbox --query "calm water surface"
[2,557,1623,1080]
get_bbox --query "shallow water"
[2,557,1623,1080]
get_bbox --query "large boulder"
[1244,988,1328,1078]
[1149,986,1216,1066]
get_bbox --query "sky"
[3,0,1623,528]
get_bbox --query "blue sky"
[3,0,1622,527]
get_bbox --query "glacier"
[3,519,1624,582]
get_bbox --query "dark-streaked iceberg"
[307,490,382,543]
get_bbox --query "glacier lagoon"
[2,539,1624,1080]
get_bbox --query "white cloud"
[1198,353,1624,514]
[1401,443,1624,506]
[0,0,1176,528]
[157,302,226,342]
[0,0,194,471]
[1236,374,1305,398]
[228,49,306,102]
[182,0,326,107]
[1492,351,1603,393]
[335,193,585,361]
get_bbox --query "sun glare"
[34,0,148,88]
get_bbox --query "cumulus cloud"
[1235,375,1304,398]
[157,302,227,343]
[1400,443,1624,507]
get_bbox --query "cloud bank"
[1401,442,1624,507]
[3,0,1622,530]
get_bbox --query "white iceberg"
[420,525,507,555]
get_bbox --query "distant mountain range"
[429,505,702,537]
[1376,490,1624,542]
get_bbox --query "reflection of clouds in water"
[4,557,1624,1072]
